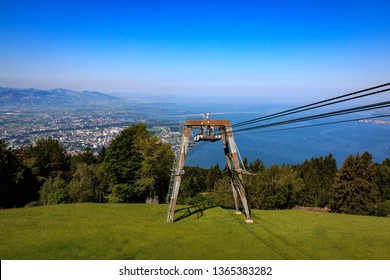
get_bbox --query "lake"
[151,102,390,168]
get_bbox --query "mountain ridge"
[0,87,123,106]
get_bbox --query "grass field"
[0,203,389,260]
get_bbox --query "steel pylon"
[167,119,253,223]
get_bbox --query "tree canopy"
[105,123,174,203]
[1,128,389,218]
[329,152,380,215]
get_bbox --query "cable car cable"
[234,114,390,135]
[232,100,390,134]
[232,82,390,128]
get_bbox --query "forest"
[1,123,389,217]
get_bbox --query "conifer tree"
[329,152,379,215]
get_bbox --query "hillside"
[0,203,389,260]
[0,87,122,106]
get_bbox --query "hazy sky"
[1,0,389,103]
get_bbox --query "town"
[0,105,182,155]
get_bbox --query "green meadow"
[0,203,389,260]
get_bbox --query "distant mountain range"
[0,87,123,106]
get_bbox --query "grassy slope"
[0,203,389,260]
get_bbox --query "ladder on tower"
[166,160,185,221]
[166,164,176,204]
[166,120,185,208]
[166,159,182,203]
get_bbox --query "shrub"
[376,200,390,217]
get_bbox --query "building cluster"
[359,119,390,125]
[0,108,181,155]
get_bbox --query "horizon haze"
[1,0,390,104]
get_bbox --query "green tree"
[206,164,222,191]
[106,124,145,186]
[269,165,304,209]
[329,152,380,215]
[39,175,69,205]
[1,140,22,208]
[251,165,304,210]
[105,123,174,203]
[135,135,175,202]
[209,177,235,208]
[250,168,276,210]
[0,140,38,208]
[97,146,107,164]
[244,158,265,209]
[70,147,97,167]
[375,158,390,201]
[95,162,110,203]
[68,163,100,203]
[18,138,70,180]
[248,159,265,173]
[294,154,337,207]
[178,166,208,204]
[376,200,390,217]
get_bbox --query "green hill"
[0,203,389,260]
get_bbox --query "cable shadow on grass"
[248,211,316,260]
[174,204,216,222]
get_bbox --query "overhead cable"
[232,100,390,134]
[233,83,390,128]
[235,114,390,135]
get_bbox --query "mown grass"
[0,203,389,260]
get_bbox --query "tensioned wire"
[232,82,390,129]
[234,114,390,135]
[232,100,390,134]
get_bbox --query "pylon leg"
[222,124,253,223]
[229,177,242,215]
[235,176,253,223]
[167,126,191,222]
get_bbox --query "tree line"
[1,122,389,216]
[0,123,174,208]
[179,153,390,216]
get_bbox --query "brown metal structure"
[167,119,253,223]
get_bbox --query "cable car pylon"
[167,116,253,223]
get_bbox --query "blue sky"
[1,0,389,103]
